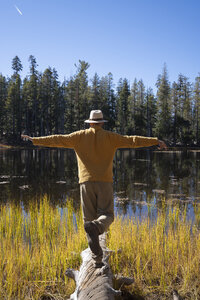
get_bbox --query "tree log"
[65,233,133,300]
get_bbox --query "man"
[21,110,167,267]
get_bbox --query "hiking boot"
[84,221,102,257]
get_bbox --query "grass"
[108,205,200,299]
[0,198,86,300]
[0,197,200,300]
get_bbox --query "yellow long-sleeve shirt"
[32,127,158,183]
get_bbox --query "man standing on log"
[21,110,167,267]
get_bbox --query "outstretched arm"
[21,132,80,148]
[110,132,167,150]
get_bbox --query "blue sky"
[1,0,200,90]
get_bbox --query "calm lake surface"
[0,148,200,221]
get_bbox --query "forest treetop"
[0,55,200,146]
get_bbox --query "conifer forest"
[1,55,200,146]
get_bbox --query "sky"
[1,0,200,91]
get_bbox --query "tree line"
[0,55,200,146]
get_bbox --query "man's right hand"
[21,135,33,142]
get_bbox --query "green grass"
[0,197,200,299]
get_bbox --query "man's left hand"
[158,140,168,150]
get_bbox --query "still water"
[0,148,200,221]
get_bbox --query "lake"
[0,148,200,221]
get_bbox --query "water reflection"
[0,148,200,220]
[114,150,200,221]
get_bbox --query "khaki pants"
[80,181,114,234]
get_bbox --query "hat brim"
[84,120,108,123]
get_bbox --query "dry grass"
[0,198,86,299]
[0,197,199,299]
[108,204,200,299]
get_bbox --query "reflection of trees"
[1,148,200,219]
[0,149,80,209]
[114,149,158,207]
[154,151,198,197]
[113,149,200,217]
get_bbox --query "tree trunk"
[65,233,133,300]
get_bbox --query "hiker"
[21,110,167,267]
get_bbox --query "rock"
[19,185,30,190]
[173,290,183,300]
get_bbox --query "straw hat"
[84,110,108,123]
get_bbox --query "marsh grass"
[0,197,200,299]
[0,198,87,299]
[108,205,200,299]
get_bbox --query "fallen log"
[65,233,133,300]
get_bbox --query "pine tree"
[116,78,130,134]
[37,67,63,135]
[52,68,65,134]
[171,81,179,144]
[128,79,138,134]
[22,55,39,136]
[38,68,52,135]
[64,77,76,133]
[135,79,146,135]
[106,72,116,130]
[99,76,110,122]
[22,77,31,135]
[73,60,90,130]
[90,73,101,109]
[29,55,39,135]
[193,74,200,144]
[12,56,23,75]
[156,64,172,140]
[176,74,193,144]
[6,56,23,142]
[145,87,157,137]
[6,74,22,141]
[0,75,7,139]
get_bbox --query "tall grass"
[0,197,199,299]
[108,205,200,299]
[0,197,86,299]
